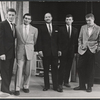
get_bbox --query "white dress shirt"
[23,24,29,35]
[87,26,94,37]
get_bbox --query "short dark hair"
[7,8,16,14]
[85,13,95,19]
[23,13,32,19]
[65,14,73,19]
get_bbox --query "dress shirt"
[23,24,29,35]
[87,25,94,37]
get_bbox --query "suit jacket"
[37,24,59,56]
[0,20,16,59]
[78,24,100,55]
[16,24,38,60]
[59,25,78,56]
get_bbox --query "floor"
[0,74,100,99]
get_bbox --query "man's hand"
[58,51,62,56]
[81,45,87,50]
[38,51,43,57]
[0,54,6,60]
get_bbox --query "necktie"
[48,24,52,36]
[23,26,28,41]
[67,26,70,37]
[11,23,15,37]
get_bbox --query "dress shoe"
[57,85,63,92]
[43,87,49,91]
[22,88,29,93]
[64,83,71,87]
[86,87,92,92]
[73,86,86,90]
[14,91,20,96]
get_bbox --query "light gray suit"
[78,24,100,55]
[15,24,38,91]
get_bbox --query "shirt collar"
[87,24,96,29]
[66,24,71,28]
[46,23,52,25]
[23,24,30,28]
[7,19,13,25]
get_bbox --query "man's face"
[65,17,73,25]
[44,13,52,23]
[86,17,94,26]
[23,15,31,25]
[7,11,16,22]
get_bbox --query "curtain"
[0,1,23,25]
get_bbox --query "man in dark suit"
[57,14,78,92]
[0,8,16,94]
[38,13,59,91]
[74,13,100,92]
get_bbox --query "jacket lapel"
[64,26,70,38]
[89,25,96,38]
[6,20,13,37]
[84,25,90,38]
[19,25,25,43]
[88,24,97,40]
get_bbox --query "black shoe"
[86,87,92,92]
[43,87,49,91]
[57,85,63,92]
[64,83,71,87]
[73,86,86,90]
[22,88,29,93]
[14,91,20,96]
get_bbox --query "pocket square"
[55,30,58,32]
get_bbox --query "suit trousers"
[77,49,95,87]
[58,53,74,85]
[42,55,58,89]
[1,59,14,93]
[15,55,32,91]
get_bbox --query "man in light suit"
[14,13,38,95]
[38,13,59,91]
[0,8,16,94]
[57,14,78,92]
[74,13,100,92]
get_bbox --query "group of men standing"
[0,8,100,96]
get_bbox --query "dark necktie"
[67,26,70,37]
[11,23,15,37]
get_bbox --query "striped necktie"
[48,24,52,36]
